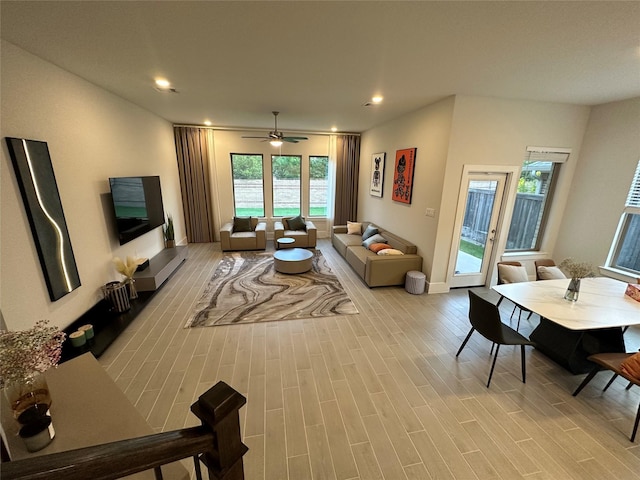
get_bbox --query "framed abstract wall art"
[5,137,81,301]
[369,152,385,197]
[392,147,416,204]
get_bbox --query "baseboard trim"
[427,282,449,294]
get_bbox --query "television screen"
[109,176,165,245]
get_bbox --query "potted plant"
[163,215,175,248]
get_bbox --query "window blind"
[525,146,571,163]
[625,159,640,208]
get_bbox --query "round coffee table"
[276,237,295,249]
[273,248,314,274]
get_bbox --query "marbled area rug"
[185,250,358,327]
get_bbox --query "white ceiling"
[2,1,639,134]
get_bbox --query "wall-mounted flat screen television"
[109,176,165,245]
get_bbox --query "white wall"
[359,95,592,291]
[554,97,640,276]
[359,97,455,278]
[1,41,184,331]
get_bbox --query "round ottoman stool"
[405,270,426,294]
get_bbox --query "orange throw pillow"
[620,352,640,381]
[368,243,389,253]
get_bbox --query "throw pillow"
[498,264,529,284]
[347,221,362,235]
[233,216,253,232]
[620,352,640,381]
[368,242,389,253]
[287,215,306,231]
[377,248,404,255]
[362,233,387,248]
[537,265,567,280]
[361,224,379,241]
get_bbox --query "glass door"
[450,173,507,288]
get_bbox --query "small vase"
[126,278,138,300]
[564,277,581,302]
[3,371,52,420]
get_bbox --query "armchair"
[274,216,317,248]
[220,217,267,251]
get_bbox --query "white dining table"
[492,277,640,373]
[493,277,640,330]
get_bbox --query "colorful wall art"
[392,147,416,204]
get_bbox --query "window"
[505,147,569,252]
[309,156,329,217]
[272,155,301,217]
[231,154,264,217]
[607,159,640,275]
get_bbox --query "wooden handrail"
[2,381,247,480]
[2,427,211,480]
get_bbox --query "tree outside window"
[506,161,558,251]
[309,156,328,217]
[272,155,301,217]
[231,154,264,216]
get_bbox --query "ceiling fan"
[242,111,308,146]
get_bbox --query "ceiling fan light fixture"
[270,140,283,147]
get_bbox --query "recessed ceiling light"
[371,95,383,104]
[331,127,337,132]
[204,120,212,126]
[154,78,178,93]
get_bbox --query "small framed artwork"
[369,152,385,197]
[392,147,417,204]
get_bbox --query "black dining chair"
[456,290,536,387]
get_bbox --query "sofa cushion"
[377,248,404,255]
[286,215,306,231]
[368,242,389,253]
[361,224,379,241]
[537,265,567,280]
[621,352,640,381]
[233,216,253,232]
[498,264,528,283]
[347,221,362,235]
[362,234,387,248]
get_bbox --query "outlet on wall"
[425,208,436,217]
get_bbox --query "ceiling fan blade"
[283,136,308,141]
[242,136,270,139]
[282,138,299,143]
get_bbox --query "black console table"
[61,246,187,362]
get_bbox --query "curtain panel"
[173,127,215,242]
[334,135,360,225]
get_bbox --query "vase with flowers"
[559,258,596,302]
[113,256,145,300]
[0,320,65,420]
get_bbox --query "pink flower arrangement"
[0,320,66,388]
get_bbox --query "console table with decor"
[61,246,187,362]
[0,353,189,479]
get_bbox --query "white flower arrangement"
[559,258,596,279]
[113,256,145,280]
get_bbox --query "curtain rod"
[172,124,361,137]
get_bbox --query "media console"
[61,246,187,362]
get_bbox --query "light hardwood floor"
[98,240,640,480]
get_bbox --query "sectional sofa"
[332,222,423,287]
